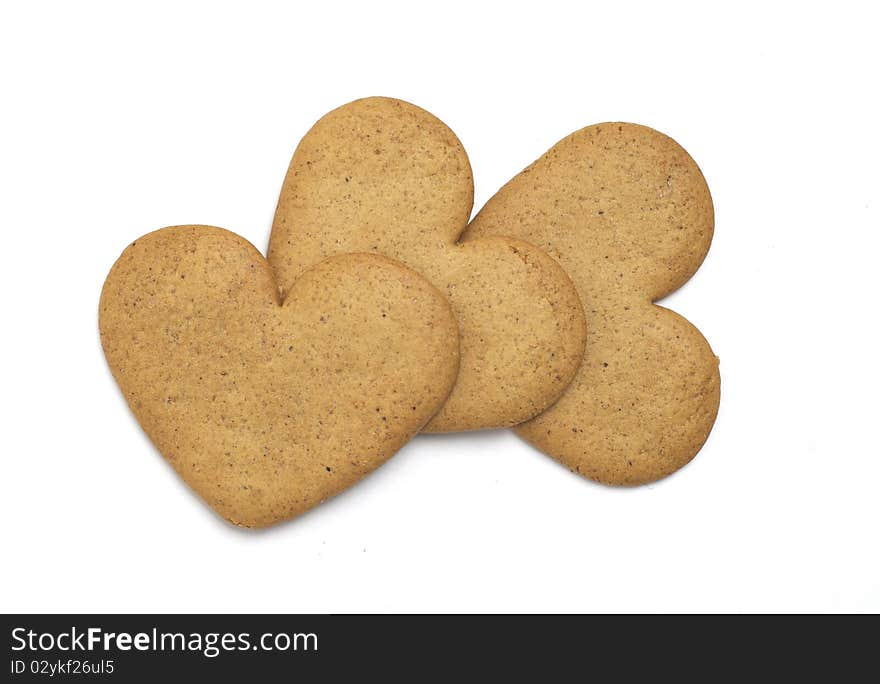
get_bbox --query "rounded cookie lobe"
[269,97,586,432]
[427,237,585,431]
[518,302,719,485]
[100,225,459,526]
[465,123,720,484]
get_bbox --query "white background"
[1,1,878,614]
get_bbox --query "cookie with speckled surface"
[268,97,586,432]
[464,123,720,485]
[100,225,459,527]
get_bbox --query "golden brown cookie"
[269,97,586,432]
[464,123,720,485]
[100,225,459,527]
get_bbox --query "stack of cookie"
[100,98,720,528]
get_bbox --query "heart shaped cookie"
[100,225,459,527]
[269,97,586,432]
[465,123,720,485]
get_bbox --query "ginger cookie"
[464,123,720,485]
[268,97,586,432]
[100,225,459,527]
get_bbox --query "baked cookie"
[100,225,459,527]
[269,97,586,432]
[464,123,720,484]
